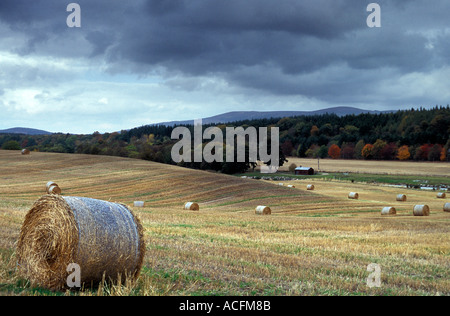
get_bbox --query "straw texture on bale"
[348,192,359,199]
[396,194,407,202]
[306,184,315,190]
[21,149,30,155]
[381,207,396,215]
[16,195,145,290]
[413,205,430,216]
[443,203,450,212]
[437,192,446,199]
[255,206,271,215]
[184,202,199,211]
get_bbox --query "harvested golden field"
[0,150,449,296]
[281,157,449,176]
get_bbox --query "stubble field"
[279,157,449,176]
[0,150,449,296]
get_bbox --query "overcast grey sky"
[1,0,449,134]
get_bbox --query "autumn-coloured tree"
[328,144,341,159]
[441,148,447,161]
[288,163,297,173]
[397,145,411,161]
[372,139,387,160]
[414,144,433,161]
[380,142,398,160]
[341,143,356,159]
[305,144,319,158]
[361,144,374,160]
[428,144,443,161]
[310,125,319,137]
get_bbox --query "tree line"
[276,106,449,162]
[1,106,449,174]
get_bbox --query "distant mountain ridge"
[1,107,389,135]
[0,127,52,135]
[156,106,390,126]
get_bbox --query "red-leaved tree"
[328,144,341,159]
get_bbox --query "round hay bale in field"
[381,207,396,215]
[413,205,430,217]
[348,192,359,199]
[184,202,199,211]
[396,194,407,202]
[133,201,145,207]
[255,206,271,215]
[21,149,30,155]
[443,203,450,212]
[287,185,295,188]
[46,181,61,195]
[47,185,62,195]
[16,195,145,290]
[437,192,446,199]
[306,184,315,190]
[46,181,58,191]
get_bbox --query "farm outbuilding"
[294,167,315,175]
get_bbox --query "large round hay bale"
[16,195,145,290]
[413,205,430,216]
[306,184,315,190]
[21,149,30,155]
[381,207,396,215]
[443,203,450,212]
[184,202,199,211]
[437,192,446,199]
[255,206,271,215]
[396,194,407,202]
[348,192,359,199]
[287,185,295,188]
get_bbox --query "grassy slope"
[0,150,449,296]
[240,171,450,187]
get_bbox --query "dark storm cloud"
[101,0,449,100]
[145,0,363,38]
[109,0,367,74]
[1,0,449,102]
